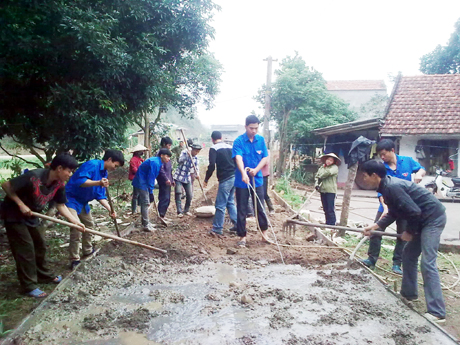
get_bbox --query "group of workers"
[0,118,448,324]
[315,138,447,323]
[127,114,274,248]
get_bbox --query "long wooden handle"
[285,219,401,238]
[179,129,207,201]
[105,187,121,237]
[32,212,167,254]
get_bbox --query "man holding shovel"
[65,149,125,270]
[233,115,269,247]
[204,131,237,236]
[361,160,446,324]
[1,154,85,298]
[132,148,172,231]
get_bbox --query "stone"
[227,248,237,255]
[240,295,253,304]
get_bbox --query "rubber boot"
[266,198,275,214]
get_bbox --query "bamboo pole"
[31,212,167,254]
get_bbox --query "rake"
[282,219,401,238]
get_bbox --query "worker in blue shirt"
[132,148,172,231]
[362,139,425,274]
[232,115,269,248]
[66,149,125,269]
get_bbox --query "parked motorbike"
[425,167,460,198]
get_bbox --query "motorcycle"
[425,166,460,198]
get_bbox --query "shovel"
[179,128,214,206]
[31,212,167,254]
[150,194,168,227]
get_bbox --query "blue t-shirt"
[66,160,107,214]
[377,155,424,212]
[232,133,268,189]
[132,156,163,193]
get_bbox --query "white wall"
[398,136,419,160]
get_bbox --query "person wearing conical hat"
[315,153,340,226]
[129,144,148,214]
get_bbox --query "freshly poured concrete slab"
[2,256,456,345]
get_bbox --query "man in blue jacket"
[132,148,172,231]
[233,115,269,247]
[66,149,124,269]
[361,160,446,324]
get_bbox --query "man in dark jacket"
[157,137,174,219]
[204,131,237,235]
[361,160,446,324]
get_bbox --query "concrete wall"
[328,90,387,115]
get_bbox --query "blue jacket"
[132,156,163,192]
[232,133,268,188]
[66,160,107,214]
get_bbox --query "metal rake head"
[282,221,296,238]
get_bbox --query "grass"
[275,176,306,209]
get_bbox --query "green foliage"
[0,314,12,338]
[256,53,355,172]
[275,176,304,209]
[1,159,24,179]
[0,0,221,161]
[357,94,389,119]
[291,167,315,186]
[420,18,460,74]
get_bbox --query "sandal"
[237,240,246,248]
[26,288,48,299]
[52,275,62,284]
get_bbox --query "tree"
[256,54,355,174]
[420,18,460,74]
[357,94,389,119]
[0,0,221,164]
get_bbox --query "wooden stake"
[106,187,121,237]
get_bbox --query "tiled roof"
[381,74,460,135]
[326,80,386,91]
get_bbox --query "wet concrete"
[4,255,456,345]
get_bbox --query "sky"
[197,0,460,127]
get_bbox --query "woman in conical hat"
[315,152,340,226]
[129,144,148,213]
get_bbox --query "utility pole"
[263,56,277,148]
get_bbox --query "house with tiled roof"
[326,80,387,119]
[381,74,460,176]
[311,74,460,187]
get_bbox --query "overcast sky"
[197,0,460,127]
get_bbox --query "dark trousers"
[158,183,171,217]
[367,212,407,266]
[5,221,54,292]
[320,193,336,226]
[235,186,268,238]
[263,176,274,211]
